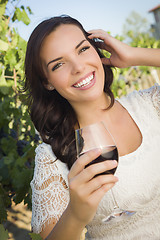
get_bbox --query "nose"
[71,58,85,75]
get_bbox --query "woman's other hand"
[88,29,134,68]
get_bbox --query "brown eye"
[79,46,90,54]
[52,62,63,71]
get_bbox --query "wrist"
[65,204,87,230]
[46,206,86,240]
[125,46,137,67]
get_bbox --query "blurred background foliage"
[0,0,159,239]
[0,0,40,239]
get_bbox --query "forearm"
[45,206,85,240]
[129,47,160,67]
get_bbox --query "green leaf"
[1,137,17,156]
[3,155,14,165]
[0,224,9,240]
[0,159,10,185]
[4,48,17,68]
[0,184,11,223]
[26,6,33,15]
[12,7,30,25]
[0,1,7,18]
[12,169,33,204]
[153,41,159,49]
[0,197,7,223]
[0,39,9,51]
[0,74,9,95]
[29,233,43,240]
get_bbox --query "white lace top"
[31,84,160,240]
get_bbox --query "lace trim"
[138,84,160,118]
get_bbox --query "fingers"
[88,29,107,41]
[68,148,119,210]
[69,161,118,210]
[68,148,101,179]
[88,29,114,44]
[68,149,119,220]
[88,30,113,56]
[88,29,110,45]
[68,148,118,183]
[79,160,118,182]
[69,158,118,194]
[88,181,116,206]
[84,174,118,195]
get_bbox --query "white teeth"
[74,74,94,88]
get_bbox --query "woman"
[24,15,160,239]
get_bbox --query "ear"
[42,70,54,91]
[44,83,55,91]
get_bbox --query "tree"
[122,11,151,40]
[0,0,40,238]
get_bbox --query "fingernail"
[115,176,119,182]
[90,148,101,155]
[94,148,101,154]
[112,160,118,166]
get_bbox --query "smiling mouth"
[73,72,94,88]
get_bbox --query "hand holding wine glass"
[67,147,118,227]
[75,121,136,222]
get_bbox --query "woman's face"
[40,24,105,109]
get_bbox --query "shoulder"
[119,84,160,107]
[35,142,57,164]
[117,84,160,123]
[33,142,69,186]
[137,83,160,100]
[133,84,160,115]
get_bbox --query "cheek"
[47,63,72,90]
[47,71,66,87]
[48,74,71,97]
[93,55,104,77]
[90,49,103,68]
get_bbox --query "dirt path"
[3,202,32,240]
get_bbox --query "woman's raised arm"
[88,30,160,68]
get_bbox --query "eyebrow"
[47,39,87,67]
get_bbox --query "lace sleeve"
[139,84,160,117]
[30,143,70,234]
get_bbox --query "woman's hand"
[88,29,133,68]
[67,148,118,226]
[88,29,160,68]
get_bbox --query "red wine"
[81,146,118,177]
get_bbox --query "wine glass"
[75,121,136,223]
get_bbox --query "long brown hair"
[24,15,114,169]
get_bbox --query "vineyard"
[0,0,160,239]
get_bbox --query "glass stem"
[110,189,119,209]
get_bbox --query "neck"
[71,92,111,128]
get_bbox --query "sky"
[11,0,160,41]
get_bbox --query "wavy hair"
[24,15,114,169]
